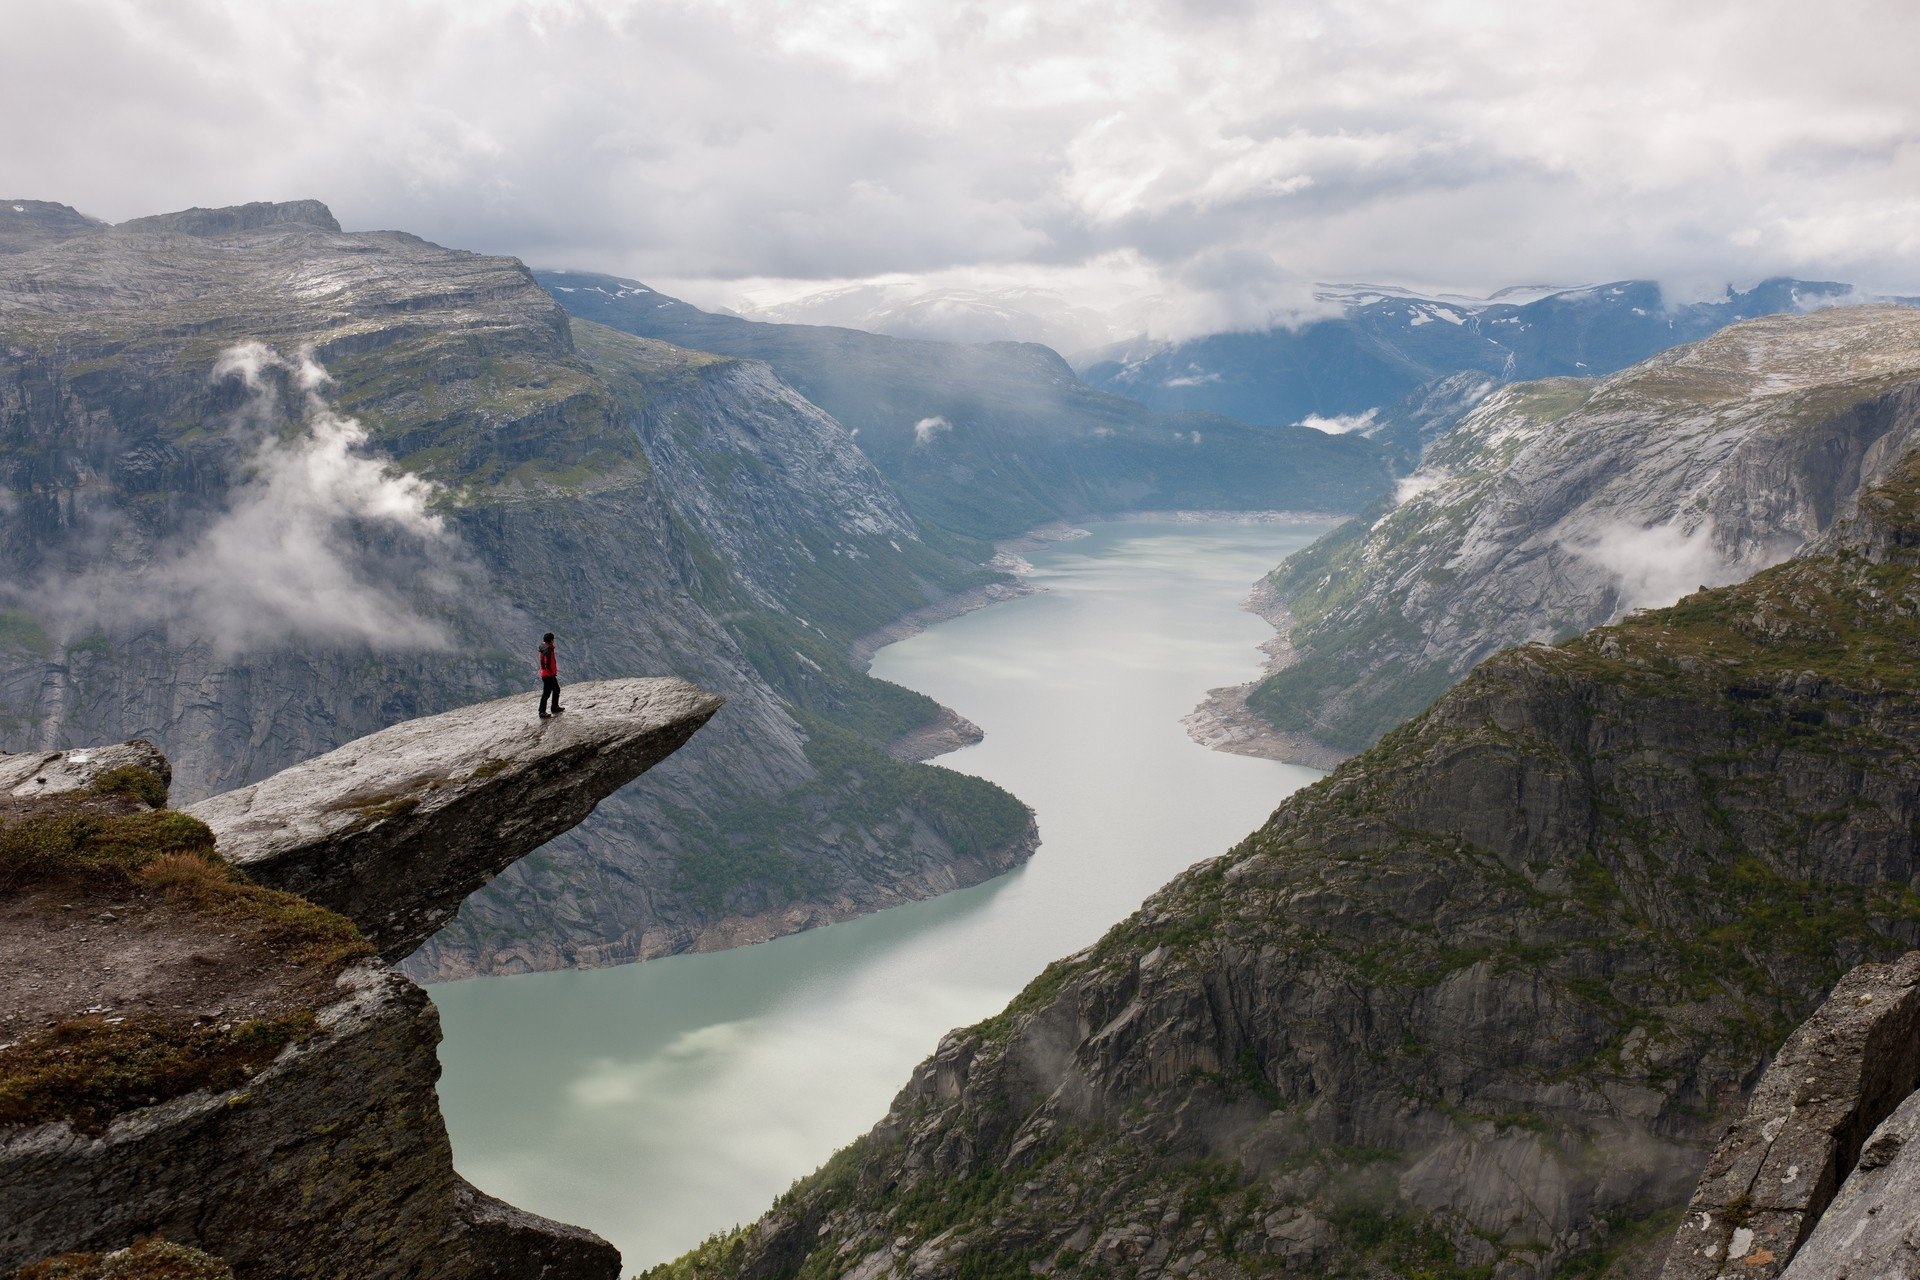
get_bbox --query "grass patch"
[15,1239,235,1279]
[89,765,170,809]
[351,794,420,823]
[0,797,371,1131]
[0,802,364,971]
[0,608,51,658]
[0,1011,316,1135]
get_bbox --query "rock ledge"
[189,678,722,959]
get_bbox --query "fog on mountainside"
[539,270,1393,542]
[0,199,1041,988]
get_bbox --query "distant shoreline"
[1181,574,1352,772]
[852,510,1349,768]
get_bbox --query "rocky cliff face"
[666,444,1920,1279]
[1245,306,1920,757]
[1662,953,1920,1279]
[5,679,713,1276]
[0,199,1031,980]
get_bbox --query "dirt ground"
[0,797,344,1052]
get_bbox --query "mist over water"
[428,519,1334,1268]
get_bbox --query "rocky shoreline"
[846,522,1097,672]
[418,812,1043,980]
[1182,548,1352,772]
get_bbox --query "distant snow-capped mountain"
[1077,278,1908,427]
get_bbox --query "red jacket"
[538,643,557,679]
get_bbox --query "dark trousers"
[540,676,562,715]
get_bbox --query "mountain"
[537,272,1393,542]
[662,381,1920,1280]
[1079,278,1889,428]
[734,282,1126,353]
[0,200,1032,981]
[1244,305,1920,757]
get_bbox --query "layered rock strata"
[4,968,616,1280]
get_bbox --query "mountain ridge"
[536,270,1394,542]
[1241,304,1920,759]
[1079,277,1907,429]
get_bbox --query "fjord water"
[428,520,1333,1268]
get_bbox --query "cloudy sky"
[7,0,1920,335]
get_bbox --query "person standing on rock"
[538,633,565,719]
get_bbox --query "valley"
[428,519,1332,1267]
[9,197,1920,1280]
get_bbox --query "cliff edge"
[1,676,720,1279]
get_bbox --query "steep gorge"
[668,411,1920,1278]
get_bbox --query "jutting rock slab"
[189,678,723,960]
[1662,952,1920,1279]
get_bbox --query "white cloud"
[1297,410,1378,435]
[912,415,952,445]
[5,1,1920,333]
[1394,472,1446,504]
[1566,519,1745,614]
[49,344,458,655]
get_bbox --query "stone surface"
[189,677,722,959]
[1780,1086,1920,1279]
[0,739,168,800]
[0,966,616,1280]
[1663,954,1920,1279]
[0,689,703,1277]
[450,1176,623,1280]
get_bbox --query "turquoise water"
[428,519,1333,1269]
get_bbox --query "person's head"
[542,632,555,644]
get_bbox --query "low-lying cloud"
[1298,411,1378,435]
[1567,518,1745,615]
[48,344,459,655]
[1394,472,1447,504]
[913,415,952,446]
[172,345,452,651]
